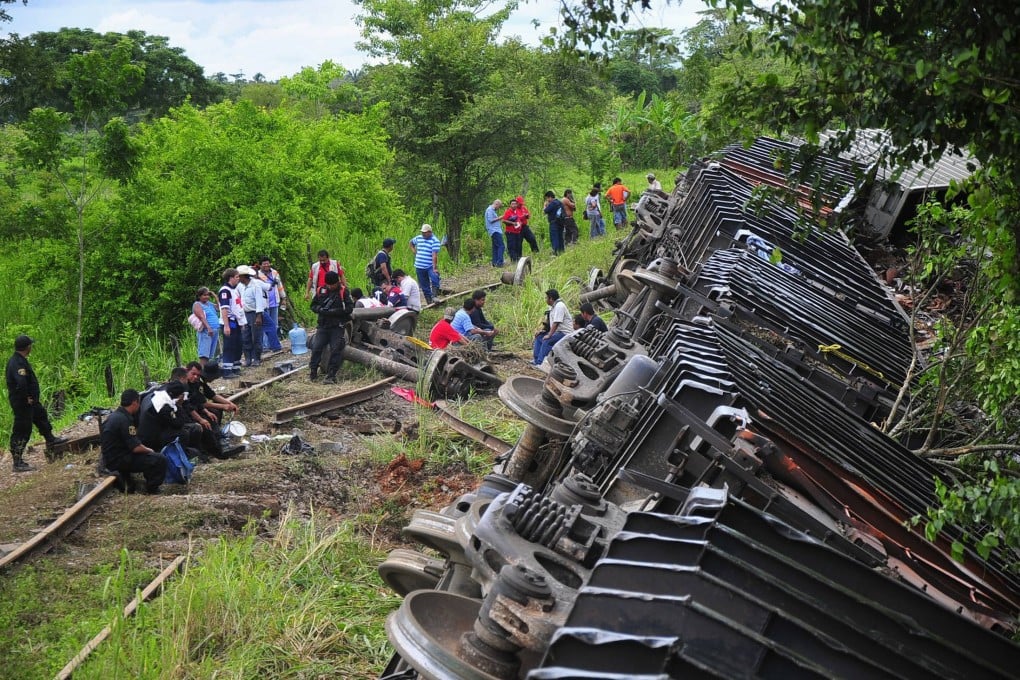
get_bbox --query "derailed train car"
[377,138,1020,678]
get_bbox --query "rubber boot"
[309,367,318,382]
[11,447,34,473]
[323,373,338,384]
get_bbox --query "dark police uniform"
[100,406,167,492]
[308,283,354,382]
[5,350,57,455]
[137,384,202,453]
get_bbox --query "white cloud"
[5,0,705,81]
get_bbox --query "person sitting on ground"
[182,362,243,459]
[192,362,240,422]
[100,389,166,494]
[579,302,609,332]
[452,298,495,345]
[137,376,202,456]
[573,313,586,331]
[429,307,469,349]
[533,288,574,366]
[469,289,499,350]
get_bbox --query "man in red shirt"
[429,307,468,349]
[604,177,631,230]
[305,249,347,299]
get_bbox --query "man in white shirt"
[238,265,271,367]
[533,288,573,366]
[393,269,423,312]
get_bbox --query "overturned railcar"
[378,138,1020,679]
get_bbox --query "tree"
[90,99,401,338]
[355,0,580,258]
[0,0,25,24]
[0,28,221,122]
[278,61,359,118]
[16,38,143,368]
[606,28,680,97]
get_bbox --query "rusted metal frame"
[56,554,187,679]
[271,376,396,425]
[48,432,102,457]
[0,476,119,570]
[433,399,512,455]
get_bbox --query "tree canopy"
[0,28,222,122]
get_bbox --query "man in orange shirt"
[604,177,631,230]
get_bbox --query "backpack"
[365,250,385,281]
[162,438,195,485]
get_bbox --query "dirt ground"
[0,265,531,568]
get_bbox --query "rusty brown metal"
[433,400,512,455]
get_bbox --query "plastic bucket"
[220,420,247,438]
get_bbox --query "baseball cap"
[14,334,33,351]
[443,306,456,320]
[421,224,432,233]
[383,237,396,248]
[647,173,656,180]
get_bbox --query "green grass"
[75,509,400,679]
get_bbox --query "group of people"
[190,256,287,377]
[428,290,499,350]
[99,362,242,493]
[482,175,662,268]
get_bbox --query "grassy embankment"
[0,169,660,678]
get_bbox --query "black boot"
[323,373,338,384]
[11,448,34,473]
[309,368,319,381]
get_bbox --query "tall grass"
[77,508,400,679]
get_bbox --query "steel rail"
[55,554,187,679]
[0,475,119,570]
[433,399,512,455]
[271,376,397,425]
[228,365,305,403]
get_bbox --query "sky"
[3,0,707,81]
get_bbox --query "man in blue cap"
[5,335,67,472]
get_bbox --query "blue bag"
[162,438,195,485]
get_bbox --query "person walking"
[484,199,505,267]
[5,335,67,472]
[308,271,355,384]
[191,286,221,364]
[409,224,442,305]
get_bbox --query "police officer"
[100,389,167,494]
[5,335,67,473]
[308,271,354,384]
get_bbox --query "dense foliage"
[0,28,223,122]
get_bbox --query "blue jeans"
[243,311,263,364]
[197,328,220,361]
[533,331,565,365]
[490,232,505,266]
[588,212,606,238]
[262,306,282,350]
[416,267,435,302]
[549,221,565,254]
